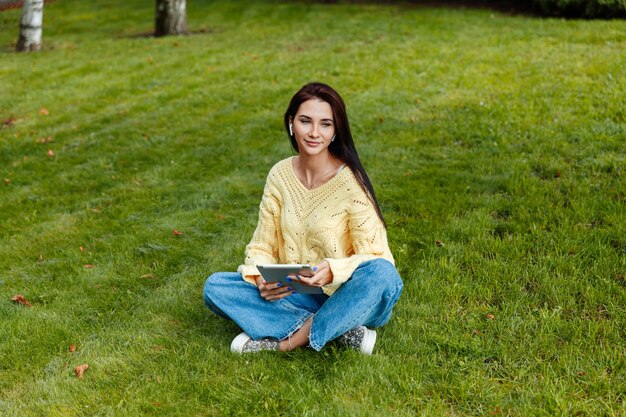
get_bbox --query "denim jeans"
[203,258,403,351]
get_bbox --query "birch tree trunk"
[155,0,188,37]
[16,0,44,52]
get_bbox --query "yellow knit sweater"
[237,157,394,295]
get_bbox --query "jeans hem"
[308,318,325,351]
[308,334,323,352]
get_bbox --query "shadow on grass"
[302,0,626,19]
[124,27,219,39]
[302,0,536,16]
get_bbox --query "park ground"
[1,0,625,415]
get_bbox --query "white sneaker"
[337,326,377,355]
[230,332,279,354]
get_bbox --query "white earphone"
[331,134,336,142]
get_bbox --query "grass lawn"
[1,0,625,415]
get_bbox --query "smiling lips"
[304,139,323,147]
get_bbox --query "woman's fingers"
[296,261,333,287]
[260,282,294,301]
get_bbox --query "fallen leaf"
[79,246,84,252]
[69,344,77,353]
[3,117,15,127]
[490,406,502,415]
[577,371,586,376]
[3,178,10,185]
[555,169,561,178]
[486,313,495,320]
[472,329,483,336]
[74,363,89,379]
[36,136,53,144]
[435,240,444,247]
[39,108,49,115]
[84,264,95,269]
[141,274,155,279]
[11,294,32,308]
[47,149,55,157]
[379,116,385,123]
[172,229,183,236]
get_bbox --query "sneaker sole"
[360,327,377,355]
[230,332,251,353]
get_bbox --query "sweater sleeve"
[237,171,282,285]
[323,188,394,294]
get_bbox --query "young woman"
[203,82,403,354]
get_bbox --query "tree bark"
[16,0,44,52]
[155,0,188,37]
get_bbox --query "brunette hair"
[284,82,386,228]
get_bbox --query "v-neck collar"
[289,156,347,192]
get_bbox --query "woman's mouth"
[304,140,322,147]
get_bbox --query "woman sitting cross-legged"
[203,82,403,354]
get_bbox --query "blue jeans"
[203,258,403,351]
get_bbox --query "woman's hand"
[293,261,333,288]
[254,275,294,302]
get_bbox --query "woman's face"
[291,99,335,157]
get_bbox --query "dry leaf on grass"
[486,313,495,320]
[74,364,89,379]
[490,406,502,415]
[3,178,11,185]
[79,246,84,252]
[172,229,183,236]
[84,264,95,269]
[47,149,55,157]
[69,344,77,353]
[435,240,444,247]
[141,274,155,279]
[36,136,53,144]
[11,294,32,307]
[39,108,49,115]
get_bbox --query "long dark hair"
[284,82,386,228]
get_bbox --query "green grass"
[1,0,625,415]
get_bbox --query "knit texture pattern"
[238,157,394,295]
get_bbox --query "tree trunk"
[155,0,188,37]
[16,0,44,52]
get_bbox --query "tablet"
[256,264,324,294]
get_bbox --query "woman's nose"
[309,124,320,137]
